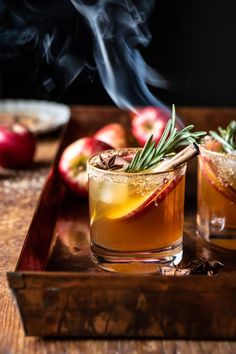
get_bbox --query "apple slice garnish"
[201,157,236,202]
[204,139,222,153]
[106,175,182,221]
[201,139,236,201]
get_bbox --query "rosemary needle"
[209,120,236,153]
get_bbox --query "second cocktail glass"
[197,144,236,249]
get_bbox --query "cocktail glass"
[87,148,186,274]
[197,144,236,249]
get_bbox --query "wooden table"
[1,107,236,353]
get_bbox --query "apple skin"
[0,123,36,168]
[205,139,222,152]
[94,123,128,148]
[120,175,183,221]
[201,157,236,202]
[131,107,184,146]
[58,137,112,196]
[202,139,236,201]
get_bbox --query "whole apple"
[0,123,36,168]
[94,123,128,148]
[131,107,184,146]
[58,137,112,196]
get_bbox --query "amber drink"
[88,148,186,273]
[197,144,236,249]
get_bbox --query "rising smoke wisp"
[0,0,168,112]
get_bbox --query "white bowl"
[0,99,70,134]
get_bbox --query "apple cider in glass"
[197,143,236,250]
[88,148,186,273]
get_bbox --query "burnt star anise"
[187,258,224,276]
[167,258,225,277]
[96,154,128,171]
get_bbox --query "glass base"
[91,240,182,274]
[197,228,236,251]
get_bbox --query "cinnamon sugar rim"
[200,144,236,161]
[87,147,187,177]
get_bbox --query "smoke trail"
[0,0,170,113]
[0,0,91,92]
[70,0,168,112]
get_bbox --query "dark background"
[1,0,236,106]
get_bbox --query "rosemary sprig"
[209,120,236,153]
[126,105,206,173]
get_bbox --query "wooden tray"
[7,107,236,339]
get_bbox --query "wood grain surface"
[1,107,236,353]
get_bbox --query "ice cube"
[210,215,225,232]
[99,181,128,204]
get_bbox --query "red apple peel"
[0,123,36,168]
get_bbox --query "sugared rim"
[200,143,236,161]
[87,147,187,177]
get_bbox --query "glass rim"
[87,147,187,177]
[200,143,236,161]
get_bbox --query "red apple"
[131,107,184,146]
[58,137,112,196]
[0,123,36,168]
[94,123,128,148]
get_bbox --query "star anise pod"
[96,154,128,171]
[187,258,224,276]
[160,258,224,277]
